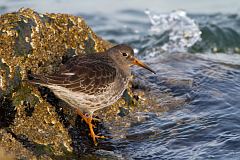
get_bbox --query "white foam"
[145,10,202,55]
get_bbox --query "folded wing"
[29,55,117,95]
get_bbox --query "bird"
[29,44,156,145]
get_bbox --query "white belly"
[47,80,128,114]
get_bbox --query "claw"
[76,109,104,146]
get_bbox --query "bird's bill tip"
[132,58,156,74]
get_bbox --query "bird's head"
[108,44,156,74]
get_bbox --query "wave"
[143,10,240,55]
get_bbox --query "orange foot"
[77,110,105,146]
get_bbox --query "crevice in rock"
[0,96,16,128]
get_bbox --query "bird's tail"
[27,71,46,85]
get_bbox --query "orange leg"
[77,109,105,146]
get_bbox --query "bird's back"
[29,53,130,113]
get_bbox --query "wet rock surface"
[0,8,187,159]
[0,8,112,159]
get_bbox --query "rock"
[0,8,112,158]
[0,146,15,160]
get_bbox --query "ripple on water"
[107,52,240,159]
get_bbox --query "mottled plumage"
[32,53,130,113]
[29,44,155,145]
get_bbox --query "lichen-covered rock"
[0,8,112,158]
[0,8,111,96]
[0,129,36,159]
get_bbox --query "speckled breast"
[47,70,130,114]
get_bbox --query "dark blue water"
[116,54,240,159]
[82,9,240,159]
[1,1,240,159]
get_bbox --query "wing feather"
[30,54,117,95]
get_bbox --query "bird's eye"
[122,52,128,57]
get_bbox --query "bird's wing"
[30,55,117,95]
